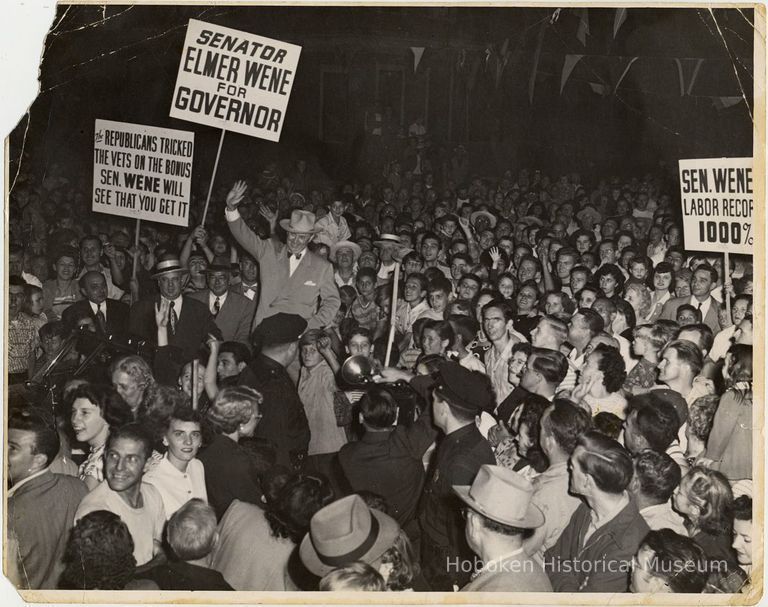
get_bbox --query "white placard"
[92,119,194,227]
[679,157,754,255]
[170,19,301,142]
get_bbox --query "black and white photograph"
[2,1,763,603]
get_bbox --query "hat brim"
[470,211,497,229]
[151,268,189,279]
[279,218,322,234]
[329,241,362,262]
[298,509,400,577]
[373,240,405,249]
[452,485,544,529]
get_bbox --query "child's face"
[41,334,63,358]
[180,362,205,396]
[340,290,356,309]
[301,343,323,368]
[630,262,647,281]
[28,292,44,316]
[347,335,372,358]
[428,290,448,313]
[356,275,376,298]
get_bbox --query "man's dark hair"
[733,495,752,521]
[428,276,453,295]
[529,347,569,385]
[633,450,682,503]
[640,529,708,593]
[420,231,441,248]
[626,392,682,452]
[676,323,714,354]
[576,308,605,336]
[9,409,60,468]
[359,387,399,428]
[543,399,591,454]
[575,431,633,494]
[694,262,718,284]
[106,422,153,461]
[220,341,252,366]
[356,267,377,283]
[482,299,515,322]
[79,235,103,250]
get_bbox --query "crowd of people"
[6,144,755,593]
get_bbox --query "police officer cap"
[253,313,308,346]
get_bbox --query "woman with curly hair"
[594,263,625,302]
[70,384,133,490]
[197,386,264,519]
[571,344,627,418]
[672,466,738,566]
[701,345,753,481]
[59,510,153,590]
[623,282,653,324]
[110,355,155,419]
[210,471,334,591]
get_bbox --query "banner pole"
[724,250,731,323]
[200,128,226,226]
[384,262,401,367]
[132,218,141,279]
[192,361,199,411]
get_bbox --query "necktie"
[294,253,302,260]
[213,297,221,316]
[698,301,703,310]
[95,304,106,332]
[169,300,178,335]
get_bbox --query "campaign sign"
[679,157,754,255]
[170,19,302,142]
[93,119,194,227]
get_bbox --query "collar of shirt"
[587,492,630,535]
[209,291,228,312]
[90,300,105,316]
[163,295,184,315]
[7,467,50,497]
[475,547,526,577]
[690,295,711,315]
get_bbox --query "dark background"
[8,5,755,193]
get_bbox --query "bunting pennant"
[614,8,628,38]
[613,56,638,93]
[411,47,425,73]
[712,96,744,110]
[560,54,584,94]
[674,58,705,96]
[576,9,590,46]
[589,81,609,96]
[529,21,547,103]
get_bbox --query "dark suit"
[238,354,311,468]
[128,295,221,361]
[61,298,130,335]
[659,295,720,334]
[188,289,256,345]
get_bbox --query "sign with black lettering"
[170,19,301,142]
[92,119,194,227]
[679,157,753,255]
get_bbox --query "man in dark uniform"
[417,362,497,591]
[238,313,311,469]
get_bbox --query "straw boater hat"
[373,233,404,249]
[453,465,544,529]
[299,494,400,576]
[279,209,321,234]
[151,255,189,279]
[329,240,362,262]
[470,210,497,229]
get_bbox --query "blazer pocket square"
[304,280,317,286]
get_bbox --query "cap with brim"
[373,233,404,249]
[453,465,544,529]
[205,263,231,273]
[518,215,544,227]
[151,257,189,279]
[329,240,362,262]
[435,361,493,414]
[299,495,400,577]
[470,210,497,229]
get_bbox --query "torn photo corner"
[2,1,765,606]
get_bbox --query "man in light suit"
[189,263,255,346]
[659,263,721,334]
[224,180,340,331]
[454,465,552,592]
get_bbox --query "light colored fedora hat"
[151,255,189,279]
[373,233,404,248]
[279,209,321,234]
[453,464,544,529]
[299,494,400,577]
[329,240,362,262]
